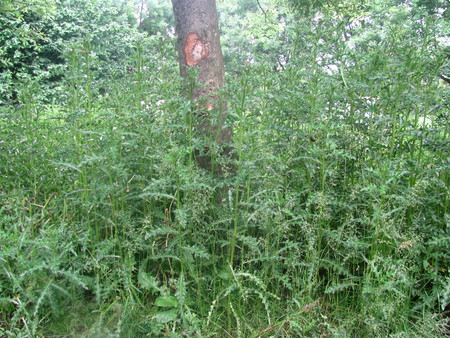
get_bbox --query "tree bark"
[171,0,233,176]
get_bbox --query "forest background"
[0,0,449,336]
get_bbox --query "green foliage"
[134,0,174,35]
[0,0,56,15]
[1,0,449,336]
[0,0,144,104]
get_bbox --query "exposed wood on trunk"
[171,0,233,176]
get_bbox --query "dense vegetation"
[1,0,449,336]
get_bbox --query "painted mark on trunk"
[184,33,210,66]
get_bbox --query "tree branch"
[256,0,272,23]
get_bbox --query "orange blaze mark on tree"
[196,101,215,112]
[184,33,210,66]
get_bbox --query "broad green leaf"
[153,309,178,324]
[155,295,178,307]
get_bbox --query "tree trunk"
[171,0,233,176]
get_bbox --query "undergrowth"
[1,10,449,338]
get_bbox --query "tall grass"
[1,19,449,338]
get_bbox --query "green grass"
[1,28,449,337]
